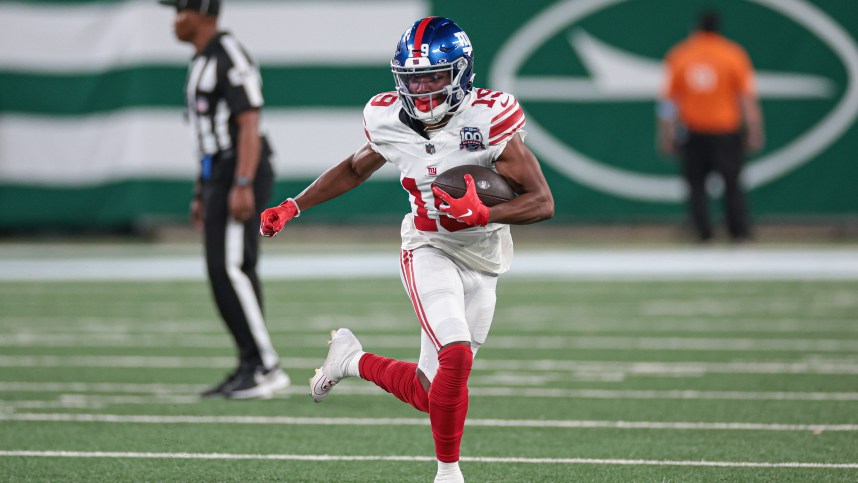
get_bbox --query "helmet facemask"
[393,58,469,124]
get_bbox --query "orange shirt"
[663,32,756,133]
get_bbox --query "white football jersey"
[363,88,526,275]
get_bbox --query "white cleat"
[309,328,363,403]
[434,467,464,483]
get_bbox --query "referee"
[160,0,289,398]
[658,9,764,243]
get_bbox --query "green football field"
[1,254,857,481]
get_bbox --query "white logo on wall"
[490,0,858,202]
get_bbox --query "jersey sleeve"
[218,35,264,114]
[487,93,526,148]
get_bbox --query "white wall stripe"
[0,109,399,185]
[2,413,857,432]
[0,0,428,72]
[0,451,855,468]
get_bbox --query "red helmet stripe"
[412,16,436,57]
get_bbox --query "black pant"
[681,132,751,241]
[201,149,277,369]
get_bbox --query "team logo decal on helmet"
[391,17,475,124]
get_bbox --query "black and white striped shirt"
[184,31,266,157]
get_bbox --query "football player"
[260,17,553,483]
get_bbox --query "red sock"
[428,344,473,463]
[359,353,429,413]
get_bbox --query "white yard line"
[6,320,858,334]
[0,450,855,469]
[2,382,858,402]
[2,248,858,280]
[0,394,200,410]
[0,382,202,394]
[1,413,857,432]
[2,355,857,375]
[480,359,858,375]
[2,317,857,334]
[467,387,858,401]
[3,333,858,352]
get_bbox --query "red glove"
[431,174,490,227]
[259,198,300,237]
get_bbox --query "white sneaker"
[310,328,363,403]
[227,365,291,400]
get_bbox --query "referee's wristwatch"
[235,176,253,187]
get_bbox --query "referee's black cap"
[159,0,220,16]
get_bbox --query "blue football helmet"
[391,17,474,124]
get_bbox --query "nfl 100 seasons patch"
[459,127,485,151]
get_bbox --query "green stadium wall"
[1,0,856,230]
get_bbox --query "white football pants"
[399,247,498,382]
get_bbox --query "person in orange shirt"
[658,9,764,242]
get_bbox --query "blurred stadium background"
[1,0,858,481]
[1,0,856,235]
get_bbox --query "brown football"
[432,165,516,207]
